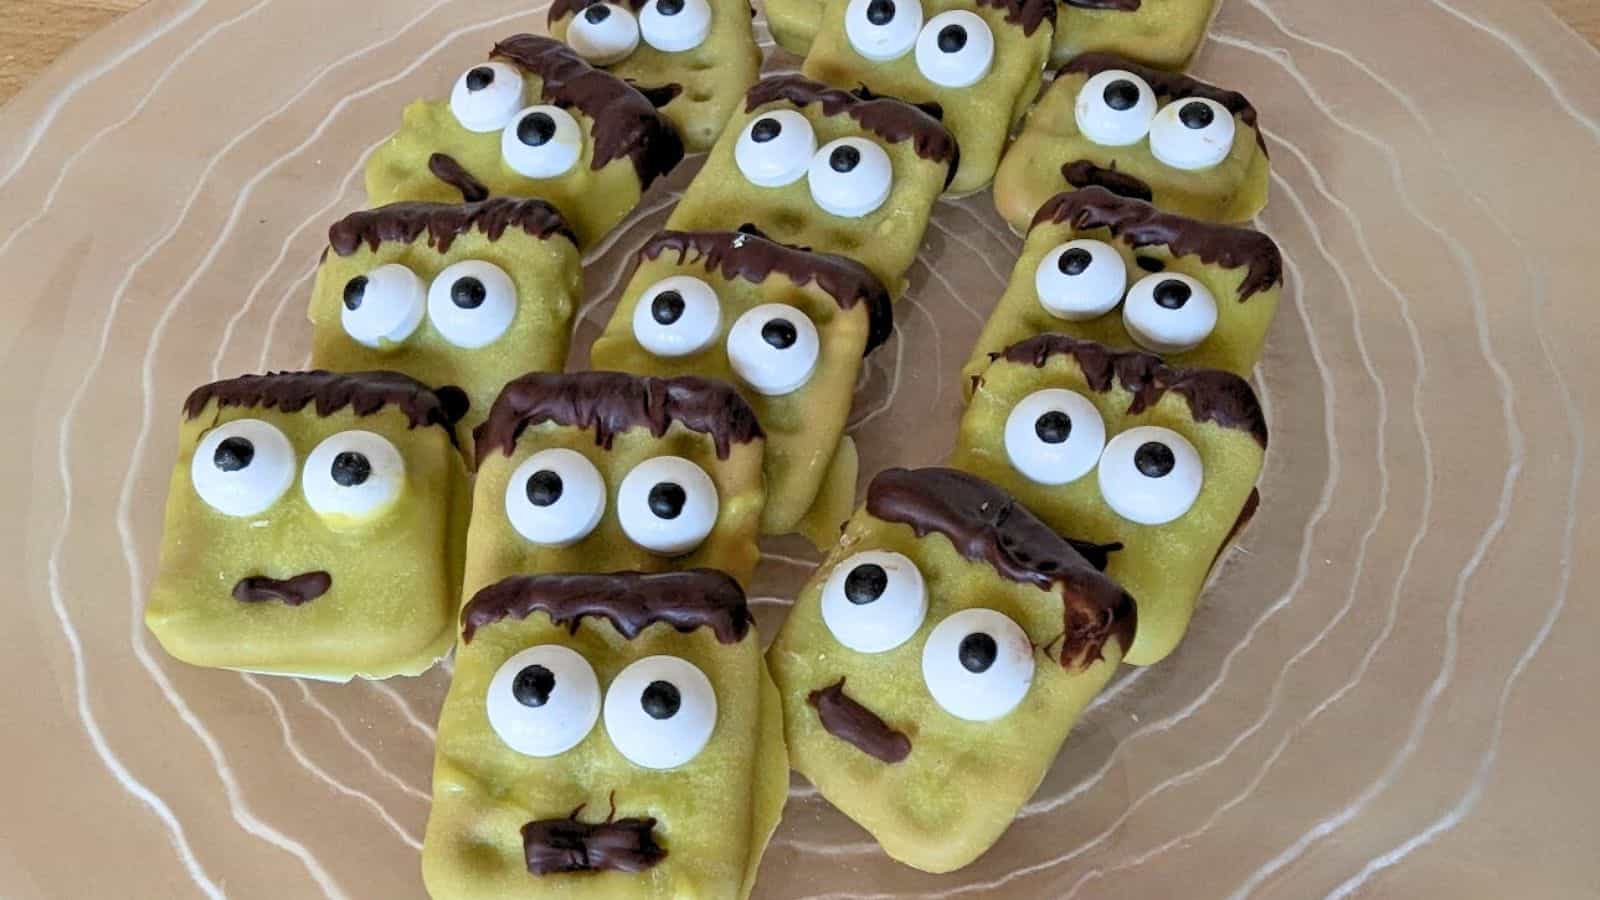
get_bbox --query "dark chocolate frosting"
[461,570,753,644]
[1061,52,1268,154]
[1061,160,1153,203]
[550,0,650,19]
[184,371,467,440]
[994,334,1269,448]
[473,371,763,468]
[639,230,894,354]
[1032,186,1284,300]
[492,35,684,187]
[231,572,332,607]
[631,82,684,109]
[866,467,1136,668]
[974,0,1057,36]
[328,198,576,257]
[808,679,912,763]
[1064,0,1140,10]
[429,153,490,203]
[522,816,665,875]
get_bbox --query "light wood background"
[0,0,1596,104]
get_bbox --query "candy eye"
[501,105,583,179]
[1098,425,1203,525]
[821,550,928,653]
[1004,388,1106,486]
[725,303,820,396]
[922,608,1034,721]
[1034,239,1127,321]
[504,448,607,546]
[845,0,922,61]
[1121,272,1218,354]
[567,2,640,64]
[808,138,892,218]
[427,260,517,349]
[1149,98,1236,171]
[604,655,717,769]
[914,11,992,88]
[734,110,816,188]
[302,431,406,525]
[632,275,721,357]
[1075,69,1157,147]
[449,62,525,133]
[191,419,295,517]
[617,456,719,555]
[639,0,712,52]
[340,264,425,348]
[488,645,600,757]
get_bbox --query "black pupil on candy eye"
[466,67,495,91]
[641,680,682,720]
[513,664,556,707]
[937,24,967,53]
[518,112,557,147]
[651,290,685,324]
[1179,101,1214,130]
[830,145,860,173]
[1153,279,1191,309]
[648,482,687,519]
[452,277,487,309]
[844,563,888,605]
[761,319,797,349]
[526,470,563,507]
[1135,442,1176,478]
[750,117,781,143]
[584,4,611,22]
[343,276,367,311]
[331,451,372,487]
[658,0,684,15]
[214,437,254,472]
[959,633,998,673]
[1035,411,1072,444]
[1104,79,1140,111]
[866,0,895,25]
[1058,248,1092,276]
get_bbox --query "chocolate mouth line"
[429,152,491,203]
[232,572,332,607]
[808,678,912,764]
[1066,537,1122,573]
[1061,160,1154,203]
[629,81,683,108]
[521,812,666,875]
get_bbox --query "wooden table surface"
[1,0,1596,105]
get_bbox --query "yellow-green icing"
[1051,0,1217,70]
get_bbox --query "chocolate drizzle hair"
[1061,53,1268,154]
[549,0,650,19]
[973,0,1056,36]
[328,198,576,256]
[184,371,468,441]
[461,570,752,644]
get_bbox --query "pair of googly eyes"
[505,449,718,556]
[844,0,994,88]
[631,277,821,396]
[342,260,519,350]
[567,0,714,64]
[487,647,716,768]
[820,552,1034,721]
[1074,69,1238,171]
[1034,239,1219,354]
[191,419,404,523]
[1004,390,1203,525]
[448,65,585,176]
[733,112,893,218]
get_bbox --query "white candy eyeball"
[640,0,712,52]
[821,550,928,653]
[914,11,993,88]
[1122,272,1218,354]
[427,260,517,349]
[632,275,721,357]
[1004,388,1106,486]
[449,63,525,133]
[726,303,819,396]
[340,264,425,349]
[1034,239,1127,321]
[487,645,600,757]
[1149,97,1236,171]
[1098,425,1203,525]
[501,105,583,179]
[302,430,406,525]
[617,456,718,555]
[845,0,922,60]
[567,2,640,64]
[603,655,717,769]
[504,448,607,546]
[1075,69,1158,147]
[734,110,816,188]
[191,418,296,517]
[808,138,892,218]
[922,608,1034,721]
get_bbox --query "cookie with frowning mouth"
[767,466,1134,873]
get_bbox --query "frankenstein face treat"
[665,75,958,298]
[590,229,892,546]
[548,0,761,152]
[768,467,1135,873]
[465,372,766,595]
[963,186,1282,386]
[952,334,1265,665]
[423,571,787,899]
[799,0,1055,195]
[365,35,684,249]
[993,53,1270,230]
[145,371,471,680]
[309,199,582,438]
[1051,0,1217,70]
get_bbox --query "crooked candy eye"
[1004,388,1106,486]
[1034,239,1127,321]
[1149,98,1236,171]
[821,550,928,653]
[617,456,718,555]
[191,418,295,517]
[501,105,583,179]
[1122,272,1218,354]
[302,431,406,525]
[639,0,712,52]
[567,2,640,64]
[914,11,992,88]
[726,303,820,396]
[1075,69,1157,147]
[340,264,425,348]
[735,110,816,188]
[808,137,892,218]
[1098,425,1203,525]
[427,260,517,348]
[505,448,606,546]
[845,0,922,60]
[633,275,721,357]
[603,655,717,769]
[449,62,525,132]
[922,608,1034,721]
[488,645,600,757]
